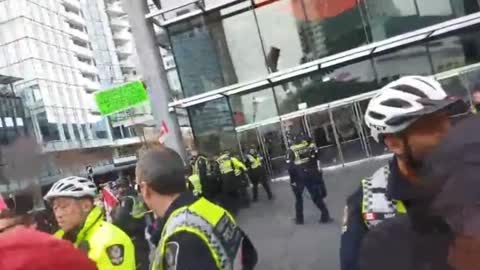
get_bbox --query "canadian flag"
[158,120,170,144]
[101,187,119,222]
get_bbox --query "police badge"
[106,244,125,266]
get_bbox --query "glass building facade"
[156,0,480,177]
[0,95,29,145]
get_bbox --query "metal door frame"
[236,117,284,178]
[235,90,381,171]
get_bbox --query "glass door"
[237,121,288,180]
[281,116,308,145]
[237,127,261,158]
[306,108,343,167]
[258,122,288,179]
[329,103,369,163]
[355,98,390,156]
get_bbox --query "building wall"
[157,0,480,154]
[0,0,104,148]
[0,0,147,186]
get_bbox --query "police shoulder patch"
[164,242,179,270]
[106,244,125,266]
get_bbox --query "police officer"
[135,147,258,270]
[244,146,273,202]
[190,150,218,200]
[186,165,202,197]
[340,76,466,270]
[44,176,136,270]
[216,150,250,213]
[112,177,151,270]
[287,132,331,225]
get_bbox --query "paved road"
[236,156,390,270]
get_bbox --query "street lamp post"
[120,0,186,160]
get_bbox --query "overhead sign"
[95,81,149,116]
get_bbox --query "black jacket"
[359,215,453,270]
[156,193,257,270]
[340,158,450,270]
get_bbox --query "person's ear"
[384,134,405,156]
[80,199,93,213]
[141,182,151,200]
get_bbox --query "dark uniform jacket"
[155,193,258,270]
[157,193,218,269]
[340,158,450,270]
[359,215,453,270]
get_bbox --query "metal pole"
[121,0,186,160]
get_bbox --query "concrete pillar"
[120,0,185,160]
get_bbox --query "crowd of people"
[0,75,479,270]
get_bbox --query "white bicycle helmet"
[365,76,462,142]
[44,176,97,201]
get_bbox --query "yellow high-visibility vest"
[151,198,243,270]
[246,154,262,169]
[188,174,202,196]
[55,207,136,270]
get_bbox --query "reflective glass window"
[429,29,480,101]
[37,111,60,142]
[363,0,479,42]
[167,2,268,97]
[286,0,369,63]
[274,59,378,114]
[187,98,238,155]
[254,0,305,71]
[91,119,109,139]
[373,45,433,86]
[429,29,480,74]
[229,87,278,126]
[63,123,71,140]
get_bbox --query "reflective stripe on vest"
[231,157,246,176]
[217,154,234,175]
[290,141,313,165]
[152,198,243,270]
[126,196,147,219]
[55,207,136,270]
[247,154,262,169]
[361,165,407,229]
[193,156,211,176]
[188,174,202,196]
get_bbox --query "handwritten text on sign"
[95,81,149,116]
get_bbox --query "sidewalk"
[237,156,390,270]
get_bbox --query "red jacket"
[0,228,97,270]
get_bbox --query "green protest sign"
[95,81,149,116]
